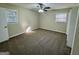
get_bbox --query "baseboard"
[9,28,39,39]
[39,27,66,34]
[9,27,66,38]
[9,32,25,39]
[32,28,40,30]
[0,40,8,44]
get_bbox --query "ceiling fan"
[38,3,51,13]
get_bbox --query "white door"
[0,8,9,42]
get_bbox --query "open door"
[0,8,9,42]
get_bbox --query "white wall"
[39,9,69,33]
[18,7,39,31]
[71,8,79,55]
[66,7,78,48]
[0,4,40,38]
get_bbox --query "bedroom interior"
[0,3,79,55]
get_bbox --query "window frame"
[55,13,67,23]
[7,9,17,23]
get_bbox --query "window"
[56,13,67,22]
[7,9,17,23]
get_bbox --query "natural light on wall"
[25,26,35,33]
[26,26,32,33]
[56,13,67,22]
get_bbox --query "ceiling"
[12,3,79,11]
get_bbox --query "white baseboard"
[9,27,66,38]
[40,27,66,34]
[9,28,38,38]
[51,29,66,34]
[9,32,25,38]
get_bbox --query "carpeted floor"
[0,28,71,55]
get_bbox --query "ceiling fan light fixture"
[38,9,44,13]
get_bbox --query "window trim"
[7,9,17,24]
[55,13,67,23]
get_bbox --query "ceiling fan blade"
[44,9,47,12]
[44,7,51,9]
[38,3,43,5]
[38,3,44,9]
[38,3,51,12]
